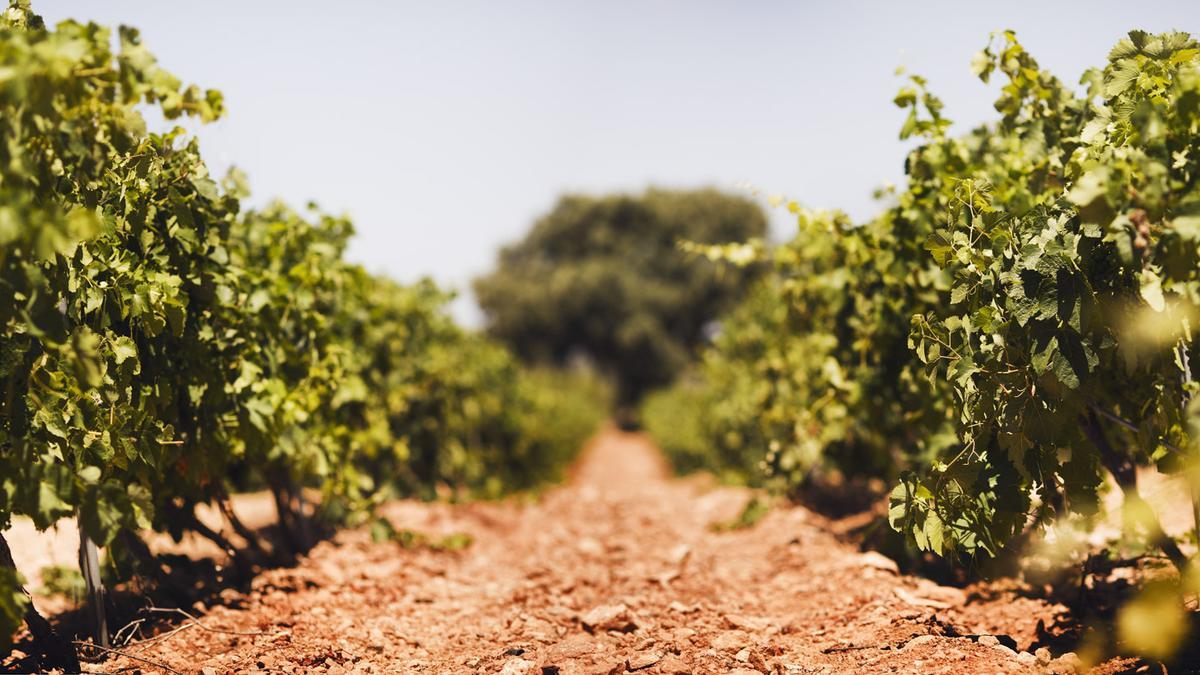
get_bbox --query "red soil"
[36,428,1092,674]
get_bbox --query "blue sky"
[43,1,1200,323]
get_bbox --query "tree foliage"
[474,189,767,405]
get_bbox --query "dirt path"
[90,428,1081,674]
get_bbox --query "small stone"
[673,627,697,644]
[914,581,966,606]
[711,632,744,653]
[723,614,769,631]
[989,643,1017,658]
[1057,652,1083,672]
[658,654,690,674]
[626,651,661,671]
[544,635,595,661]
[667,601,693,614]
[666,544,691,565]
[901,635,940,651]
[857,551,899,575]
[1017,651,1037,666]
[500,658,539,675]
[893,587,950,609]
[1035,647,1052,665]
[977,635,1000,647]
[734,648,751,663]
[577,538,604,556]
[201,669,218,675]
[581,604,636,633]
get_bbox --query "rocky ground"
[9,428,1105,674]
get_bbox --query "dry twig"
[144,606,279,636]
[72,640,183,674]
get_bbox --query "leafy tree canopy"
[475,188,767,405]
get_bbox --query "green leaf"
[1140,269,1166,312]
[1067,167,1110,210]
[111,336,138,364]
[1104,60,1141,97]
[79,466,102,484]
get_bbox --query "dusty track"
[87,428,1080,674]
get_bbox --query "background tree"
[474,188,767,409]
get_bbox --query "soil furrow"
[93,429,1073,674]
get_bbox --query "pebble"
[1057,652,1083,672]
[544,634,596,661]
[367,628,386,652]
[499,658,539,675]
[711,632,744,653]
[990,643,1018,658]
[857,551,900,575]
[1016,651,1037,666]
[673,627,697,644]
[1035,647,1052,665]
[734,648,751,663]
[577,538,604,556]
[580,603,636,633]
[900,635,940,651]
[723,614,769,631]
[658,654,690,674]
[893,587,950,609]
[667,544,691,565]
[626,651,662,671]
[914,581,966,606]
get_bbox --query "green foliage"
[0,566,26,654]
[642,283,794,485]
[0,0,229,547]
[650,29,1200,573]
[326,278,608,512]
[645,201,959,494]
[34,564,85,600]
[709,496,771,532]
[368,518,475,552]
[475,189,768,405]
[0,1,606,649]
[897,29,1200,559]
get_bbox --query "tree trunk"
[215,491,274,563]
[1082,409,1190,572]
[161,503,256,578]
[267,472,312,555]
[0,532,81,672]
[77,522,109,648]
[117,530,196,607]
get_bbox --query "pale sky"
[43,1,1200,324]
